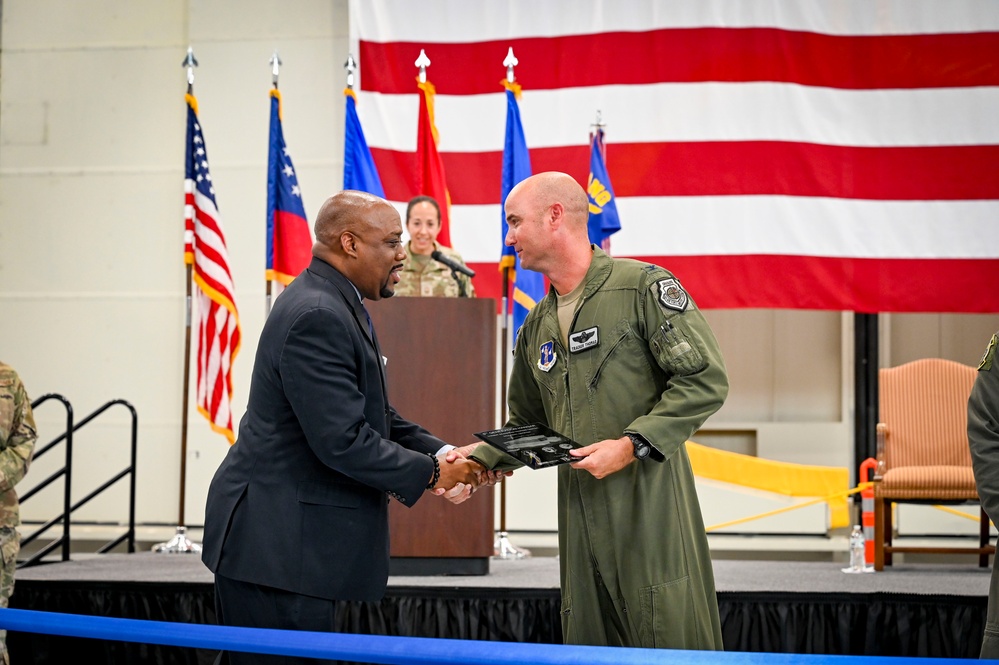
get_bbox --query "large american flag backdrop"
[350,1,999,313]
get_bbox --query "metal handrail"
[19,394,72,565]
[18,396,138,567]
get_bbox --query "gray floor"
[16,551,991,597]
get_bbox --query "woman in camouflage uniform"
[394,196,476,298]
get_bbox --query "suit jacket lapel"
[307,258,391,421]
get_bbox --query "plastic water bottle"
[850,525,865,570]
[842,525,867,573]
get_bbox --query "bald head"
[508,172,589,233]
[313,190,406,300]
[504,172,595,293]
[314,190,388,251]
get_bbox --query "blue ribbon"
[0,607,956,665]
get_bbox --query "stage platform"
[7,552,991,663]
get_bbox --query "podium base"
[389,556,489,576]
[493,531,531,559]
[152,526,202,554]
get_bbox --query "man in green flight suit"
[968,330,999,659]
[471,171,728,649]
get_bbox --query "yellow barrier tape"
[701,478,989,533]
[706,483,871,533]
[931,503,992,524]
[687,441,851,529]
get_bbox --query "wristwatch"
[626,433,652,460]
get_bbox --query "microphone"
[431,250,476,277]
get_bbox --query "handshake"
[426,442,511,505]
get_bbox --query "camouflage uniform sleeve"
[627,271,729,462]
[0,367,37,492]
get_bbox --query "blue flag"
[343,90,385,196]
[586,128,621,247]
[500,86,545,338]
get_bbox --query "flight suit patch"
[538,341,557,372]
[657,278,688,312]
[568,326,599,354]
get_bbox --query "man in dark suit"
[202,190,486,664]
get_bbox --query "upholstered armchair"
[872,358,993,570]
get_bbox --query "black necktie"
[361,304,374,339]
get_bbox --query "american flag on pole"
[349,0,999,313]
[184,93,241,443]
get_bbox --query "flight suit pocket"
[586,321,632,390]
[637,575,700,649]
[649,322,705,376]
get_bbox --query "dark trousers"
[213,573,341,665]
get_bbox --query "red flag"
[184,93,241,443]
[416,79,451,247]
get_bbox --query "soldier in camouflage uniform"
[968,332,999,659]
[394,195,476,298]
[0,363,37,665]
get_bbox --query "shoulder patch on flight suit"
[657,278,689,312]
[538,341,557,372]
[979,334,997,371]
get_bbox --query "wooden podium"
[367,296,496,575]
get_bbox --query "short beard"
[380,285,395,299]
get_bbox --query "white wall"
[1,1,996,537]
[1,0,350,528]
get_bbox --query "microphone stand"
[449,268,468,298]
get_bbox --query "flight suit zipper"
[564,296,587,442]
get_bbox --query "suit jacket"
[202,257,442,601]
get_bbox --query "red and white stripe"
[349,0,999,312]
[185,181,241,443]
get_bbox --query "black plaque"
[473,423,584,469]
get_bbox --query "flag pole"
[265,51,282,317]
[345,53,357,91]
[155,46,202,554]
[590,111,612,254]
[494,47,530,560]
